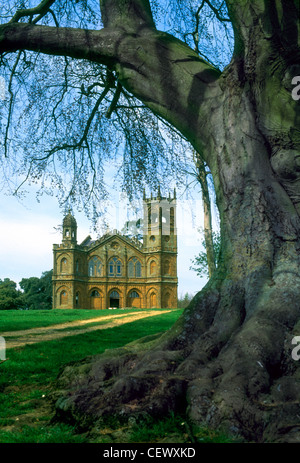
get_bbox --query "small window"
[60,258,67,273]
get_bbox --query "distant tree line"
[0,270,52,310]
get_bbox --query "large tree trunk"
[1,0,299,442]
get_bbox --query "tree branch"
[4,50,22,157]
[204,0,231,22]
[0,23,119,67]
[100,0,155,30]
[9,0,56,24]
[33,83,111,161]
[106,81,122,118]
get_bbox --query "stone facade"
[52,191,178,309]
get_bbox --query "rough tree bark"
[1,0,300,442]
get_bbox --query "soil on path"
[3,310,172,350]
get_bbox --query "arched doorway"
[109,290,120,308]
[60,289,68,306]
[128,290,141,308]
[90,289,102,310]
[149,291,157,308]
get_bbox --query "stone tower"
[142,187,177,309]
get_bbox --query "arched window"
[128,257,142,278]
[108,257,122,277]
[60,290,68,305]
[75,291,80,308]
[129,290,140,298]
[60,258,67,273]
[150,260,156,275]
[91,289,100,297]
[110,290,120,299]
[88,256,103,277]
[150,292,157,308]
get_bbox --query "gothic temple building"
[52,191,178,310]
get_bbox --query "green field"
[0,309,234,443]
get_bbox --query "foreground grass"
[0,309,235,443]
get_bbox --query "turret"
[62,211,77,245]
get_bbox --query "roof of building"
[63,211,77,227]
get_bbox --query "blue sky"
[0,186,210,298]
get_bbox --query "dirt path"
[3,310,172,350]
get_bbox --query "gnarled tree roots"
[53,273,300,443]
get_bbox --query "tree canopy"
[20,270,53,310]
[0,0,233,222]
[0,278,25,310]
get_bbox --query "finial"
[157,185,161,199]
[173,188,176,199]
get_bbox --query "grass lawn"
[0,308,235,443]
